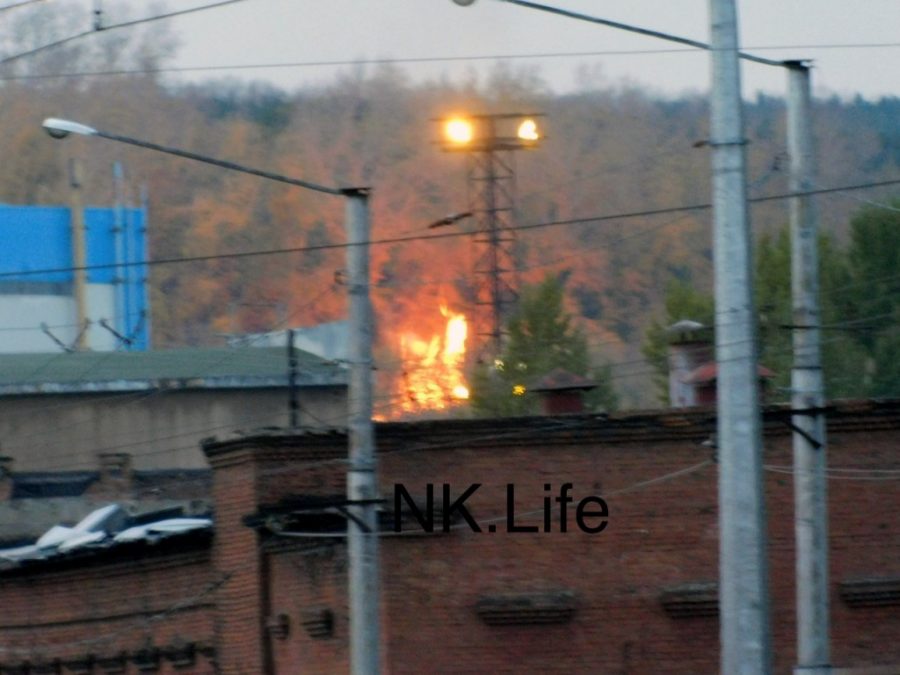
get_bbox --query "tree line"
[1,1,899,408]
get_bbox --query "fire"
[400,306,470,413]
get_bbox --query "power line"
[4,42,900,83]
[3,177,899,280]
[0,0,45,13]
[0,0,252,67]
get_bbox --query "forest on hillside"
[1,2,899,412]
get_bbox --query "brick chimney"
[666,320,713,408]
[91,452,134,498]
[530,369,597,415]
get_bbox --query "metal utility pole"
[786,61,830,675]
[344,187,380,675]
[708,1,771,673]
[287,328,299,428]
[68,158,89,351]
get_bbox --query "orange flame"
[400,305,469,413]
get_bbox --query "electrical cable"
[0,0,253,67]
[5,42,900,83]
[2,177,899,281]
[0,0,45,13]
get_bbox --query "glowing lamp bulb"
[445,118,474,144]
[517,119,539,141]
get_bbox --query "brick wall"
[0,540,215,673]
[207,402,900,675]
[0,402,897,674]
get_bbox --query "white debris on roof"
[57,530,106,553]
[114,518,213,543]
[71,503,124,534]
[0,544,40,562]
[36,525,74,549]
[0,504,212,566]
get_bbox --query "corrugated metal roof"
[0,346,347,393]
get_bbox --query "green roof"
[0,347,347,393]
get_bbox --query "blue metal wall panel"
[0,204,150,350]
[84,207,117,284]
[0,205,72,281]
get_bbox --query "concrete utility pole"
[786,61,830,675]
[707,1,772,673]
[344,188,380,675]
[42,118,382,675]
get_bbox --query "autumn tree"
[470,275,618,416]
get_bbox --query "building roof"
[685,362,775,385]
[0,346,347,394]
[530,368,597,392]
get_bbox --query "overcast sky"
[141,0,900,100]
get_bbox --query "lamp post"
[41,118,382,675]
[437,112,543,354]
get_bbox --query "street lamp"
[41,117,382,675]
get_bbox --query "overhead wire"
[0,0,45,13]
[0,0,253,67]
[4,41,900,83]
[2,177,899,281]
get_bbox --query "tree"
[640,280,714,404]
[469,275,618,416]
[641,221,882,405]
[843,200,900,396]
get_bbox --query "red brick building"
[1,401,899,674]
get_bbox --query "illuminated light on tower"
[517,119,540,141]
[445,118,474,144]
[435,112,545,355]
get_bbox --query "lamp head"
[444,118,474,145]
[452,0,477,5]
[42,118,99,140]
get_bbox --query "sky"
[139,0,900,101]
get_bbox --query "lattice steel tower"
[438,113,544,354]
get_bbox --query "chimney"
[530,369,597,415]
[94,452,133,498]
[0,455,13,501]
[666,320,713,408]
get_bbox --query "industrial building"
[0,203,149,353]
[0,399,897,674]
